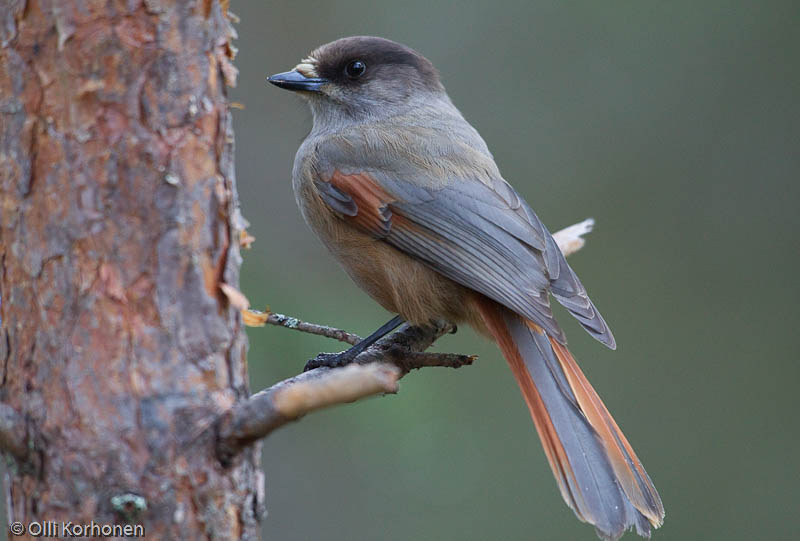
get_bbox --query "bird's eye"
[345,60,367,79]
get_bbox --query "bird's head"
[268,36,444,123]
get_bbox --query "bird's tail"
[474,298,664,540]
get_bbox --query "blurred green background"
[234,1,799,540]
[5,1,798,540]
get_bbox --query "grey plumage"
[269,35,662,540]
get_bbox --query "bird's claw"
[303,351,355,372]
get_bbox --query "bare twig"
[215,218,594,461]
[395,351,477,372]
[216,319,463,461]
[553,217,594,257]
[262,311,362,345]
[216,363,400,464]
[346,320,474,374]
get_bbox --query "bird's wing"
[311,137,615,348]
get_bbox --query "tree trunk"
[0,1,261,538]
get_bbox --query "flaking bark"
[0,1,260,539]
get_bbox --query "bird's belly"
[310,211,470,325]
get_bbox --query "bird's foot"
[303,351,357,372]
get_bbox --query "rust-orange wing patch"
[318,171,395,237]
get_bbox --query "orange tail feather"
[474,297,664,540]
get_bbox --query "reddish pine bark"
[0,1,261,538]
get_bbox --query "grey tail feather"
[502,309,661,540]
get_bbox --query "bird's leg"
[304,315,405,371]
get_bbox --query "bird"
[267,36,664,540]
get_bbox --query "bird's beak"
[267,70,327,92]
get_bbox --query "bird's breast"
[292,151,471,325]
